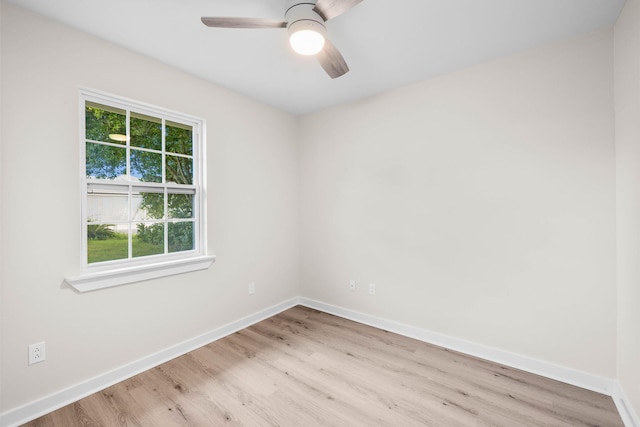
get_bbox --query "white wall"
[0,2,299,412]
[299,29,617,378]
[0,1,4,414]
[615,0,640,420]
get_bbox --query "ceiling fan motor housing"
[286,3,327,38]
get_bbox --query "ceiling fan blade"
[313,0,363,21]
[317,38,349,79]
[201,17,287,29]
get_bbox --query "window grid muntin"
[82,90,202,268]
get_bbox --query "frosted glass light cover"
[290,29,326,55]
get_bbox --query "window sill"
[65,255,215,292]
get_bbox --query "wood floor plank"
[22,306,624,426]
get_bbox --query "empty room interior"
[1,0,640,425]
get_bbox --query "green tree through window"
[83,95,201,265]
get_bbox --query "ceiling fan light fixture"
[288,20,326,56]
[109,133,128,142]
[202,0,355,78]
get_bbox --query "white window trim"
[65,255,215,292]
[65,88,214,292]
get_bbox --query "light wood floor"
[24,306,624,426]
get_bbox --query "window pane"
[166,155,193,185]
[87,224,128,264]
[88,192,128,222]
[86,142,126,179]
[131,149,162,183]
[133,190,164,221]
[166,121,192,155]
[86,103,126,144]
[169,222,194,253]
[133,222,164,257]
[82,91,203,270]
[168,193,193,219]
[131,113,162,151]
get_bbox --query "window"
[66,89,213,292]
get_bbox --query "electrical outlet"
[249,282,255,295]
[349,279,356,291]
[28,342,46,365]
[369,283,376,295]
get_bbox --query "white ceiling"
[6,0,626,115]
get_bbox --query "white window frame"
[65,88,214,292]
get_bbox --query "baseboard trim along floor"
[298,298,639,427]
[613,382,640,427]
[2,296,638,427]
[0,298,300,427]
[299,298,613,394]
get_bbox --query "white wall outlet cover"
[28,342,46,365]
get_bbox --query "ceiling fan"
[201,0,363,79]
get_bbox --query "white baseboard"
[300,298,640,427]
[0,297,300,427]
[3,296,637,427]
[614,381,640,427]
[299,298,616,396]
